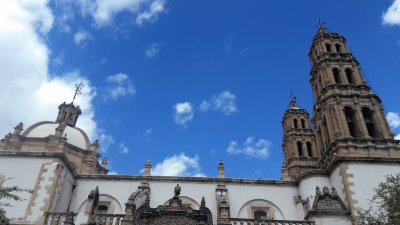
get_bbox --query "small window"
[332,68,341,84]
[97,205,108,214]
[301,119,306,128]
[297,141,303,157]
[294,119,298,129]
[345,68,355,84]
[307,142,313,157]
[335,44,342,53]
[325,43,332,52]
[254,210,267,220]
[345,107,358,137]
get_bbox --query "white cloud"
[150,153,205,177]
[145,43,161,58]
[227,137,271,159]
[104,73,135,101]
[141,128,153,142]
[223,37,235,53]
[72,0,166,27]
[383,0,400,25]
[74,29,93,46]
[53,52,64,66]
[0,1,99,141]
[135,0,165,25]
[199,91,238,116]
[174,102,194,126]
[119,142,129,154]
[98,132,115,153]
[108,171,118,175]
[387,112,400,129]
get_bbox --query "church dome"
[22,121,90,150]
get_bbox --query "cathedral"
[1,26,400,225]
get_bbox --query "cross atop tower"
[72,82,84,103]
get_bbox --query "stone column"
[354,104,368,138]
[373,102,391,139]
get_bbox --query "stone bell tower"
[281,97,319,180]
[309,25,400,170]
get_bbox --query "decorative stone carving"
[305,186,349,219]
[87,186,99,225]
[133,185,213,225]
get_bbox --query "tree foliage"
[0,178,32,225]
[357,173,400,225]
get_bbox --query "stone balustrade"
[228,218,315,225]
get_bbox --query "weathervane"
[318,18,326,29]
[72,82,84,103]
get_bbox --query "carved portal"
[305,186,349,219]
[133,184,213,225]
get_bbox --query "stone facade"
[1,26,400,225]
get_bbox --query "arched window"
[335,44,342,53]
[345,107,358,137]
[294,119,298,129]
[332,68,341,84]
[345,68,355,84]
[297,141,303,157]
[301,119,306,128]
[362,108,379,138]
[325,43,332,52]
[306,142,313,157]
[254,210,268,220]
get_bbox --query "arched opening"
[335,44,342,53]
[306,142,313,157]
[332,68,341,84]
[297,141,303,157]
[345,68,355,84]
[344,107,358,137]
[325,43,332,52]
[362,107,380,138]
[254,210,268,220]
[301,119,306,128]
[294,119,298,129]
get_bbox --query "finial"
[144,159,152,176]
[101,158,108,169]
[218,160,225,178]
[289,92,297,109]
[72,82,84,104]
[201,196,206,207]
[13,122,23,135]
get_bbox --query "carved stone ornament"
[133,184,213,225]
[305,186,349,219]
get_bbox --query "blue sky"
[1,0,400,179]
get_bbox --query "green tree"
[357,173,400,225]
[0,178,32,225]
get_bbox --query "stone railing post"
[63,212,75,225]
